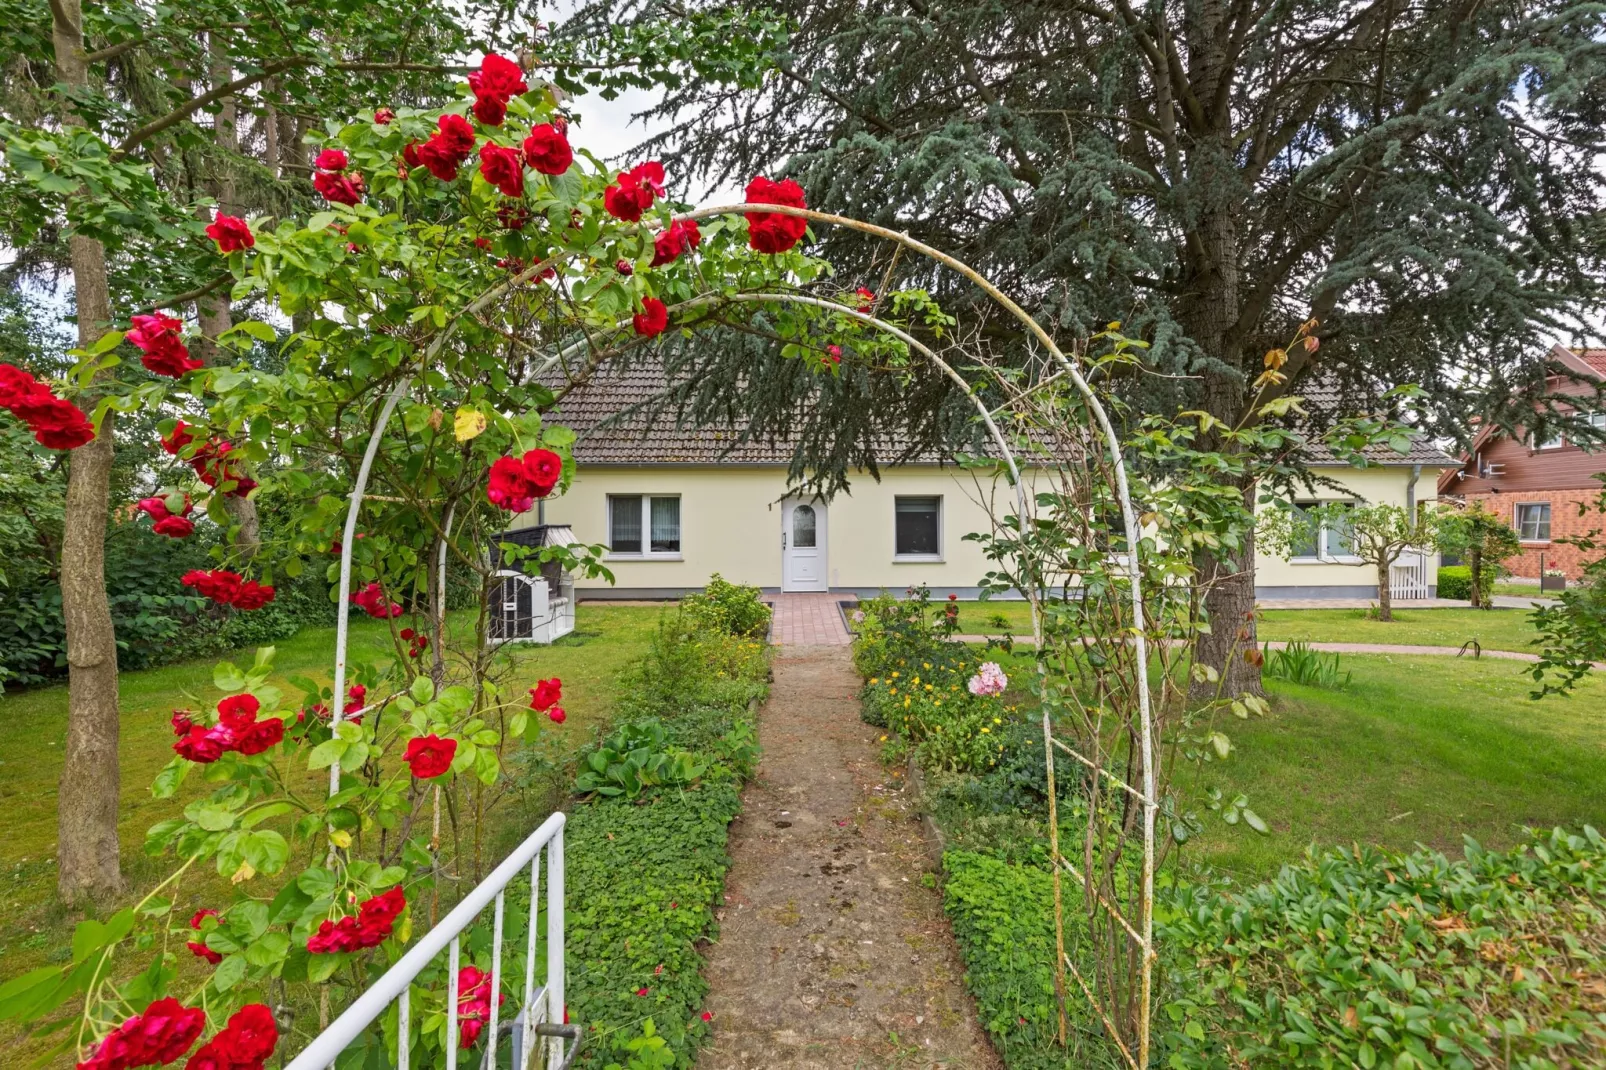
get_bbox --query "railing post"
[546,826,565,1070]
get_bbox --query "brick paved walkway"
[766,593,853,647]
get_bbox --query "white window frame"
[892,495,943,562]
[1290,500,1363,564]
[1532,428,1565,450]
[1515,501,1552,543]
[605,494,683,560]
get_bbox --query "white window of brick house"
[607,495,681,556]
[1515,502,1551,542]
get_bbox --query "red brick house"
[1437,346,1606,580]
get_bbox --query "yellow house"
[517,363,1458,601]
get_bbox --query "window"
[1515,502,1551,542]
[608,495,681,556]
[894,496,941,558]
[1534,428,1565,450]
[1291,501,1359,560]
[791,504,817,548]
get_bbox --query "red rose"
[345,683,367,714]
[352,582,402,618]
[171,710,195,736]
[522,124,573,175]
[855,287,875,309]
[205,212,254,253]
[486,455,540,512]
[210,1003,277,1065]
[182,1043,230,1070]
[826,344,842,364]
[603,162,666,222]
[528,677,562,711]
[307,917,360,954]
[231,580,276,610]
[190,908,220,929]
[313,170,364,205]
[498,204,530,230]
[80,997,206,1070]
[523,448,563,493]
[217,693,260,730]
[186,940,223,966]
[152,514,195,538]
[174,725,225,764]
[160,421,195,454]
[11,393,96,449]
[633,297,669,338]
[418,113,478,179]
[472,94,507,126]
[127,313,201,378]
[182,568,243,605]
[0,363,47,409]
[615,258,633,276]
[416,141,462,181]
[375,107,395,124]
[403,734,456,779]
[548,705,566,724]
[235,717,284,756]
[650,218,701,267]
[402,141,422,168]
[468,53,528,103]
[744,175,809,253]
[314,148,349,171]
[478,142,525,197]
[360,886,406,928]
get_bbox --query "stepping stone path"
[697,598,997,1069]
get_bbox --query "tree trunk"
[1191,484,1263,699]
[198,35,260,558]
[1468,546,1484,608]
[1376,560,1393,621]
[53,0,124,902]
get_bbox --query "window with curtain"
[608,495,681,555]
[894,496,941,557]
[1291,501,1358,559]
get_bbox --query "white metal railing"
[285,811,570,1070]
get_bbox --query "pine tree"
[587,0,1606,691]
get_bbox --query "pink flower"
[967,661,1008,697]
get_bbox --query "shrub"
[1437,564,1473,600]
[574,720,709,799]
[1160,827,1606,1068]
[680,573,770,638]
[862,657,1016,775]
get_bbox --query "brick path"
[766,594,853,647]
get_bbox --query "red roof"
[1576,349,1606,377]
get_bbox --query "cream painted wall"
[523,464,1014,594]
[1254,465,1456,590]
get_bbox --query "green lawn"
[0,605,667,1006]
[944,600,1546,653]
[1188,655,1606,881]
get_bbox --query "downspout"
[1406,464,1421,528]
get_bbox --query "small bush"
[680,573,770,638]
[1161,827,1606,1068]
[862,657,1016,775]
[1438,564,1473,600]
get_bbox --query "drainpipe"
[1405,464,1422,529]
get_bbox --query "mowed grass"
[943,600,1547,653]
[1188,654,1606,881]
[0,604,667,994]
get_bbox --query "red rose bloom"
[632,297,669,338]
[208,1003,278,1066]
[615,259,633,276]
[171,710,195,736]
[522,124,573,175]
[205,212,253,253]
[217,694,260,731]
[498,204,530,230]
[855,287,875,309]
[478,142,525,197]
[529,678,562,711]
[78,996,206,1070]
[136,493,194,538]
[455,965,505,1049]
[313,170,364,206]
[826,344,842,364]
[603,162,666,222]
[10,393,96,449]
[0,363,47,409]
[191,908,220,929]
[127,313,201,378]
[650,219,701,267]
[314,148,349,171]
[472,94,507,126]
[345,683,367,715]
[360,886,406,928]
[416,141,462,181]
[230,580,276,610]
[486,455,538,512]
[524,448,562,492]
[186,940,223,966]
[306,917,360,955]
[547,705,566,724]
[152,514,195,538]
[744,175,809,253]
[183,568,243,605]
[352,582,402,618]
[403,734,457,779]
[436,113,477,156]
[468,54,528,110]
[374,107,396,124]
[174,725,225,764]
[160,421,195,454]
[235,717,285,756]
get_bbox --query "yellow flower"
[889,687,898,695]
[993,717,1002,724]
[923,662,931,670]
[870,677,879,684]
[879,734,888,742]
[904,697,911,707]
[924,684,933,692]
[980,726,990,734]
[891,671,900,678]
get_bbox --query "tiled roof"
[1574,349,1606,378]
[546,357,948,465]
[547,358,1455,468]
[1291,378,1460,467]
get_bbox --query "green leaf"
[213,661,247,692]
[306,952,342,983]
[242,802,295,828]
[1241,808,1270,835]
[212,954,247,993]
[150,756,191,799]
[244,932,290,968]
[297,867,337,898]
[88,330,126,355]
[308,739,347,770]
[242,830,291,875]
[410,675,435,703]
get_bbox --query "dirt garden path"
[697,625,999,1069]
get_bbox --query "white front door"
[782,499,828,592]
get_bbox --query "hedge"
[1437,565,1473,601]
